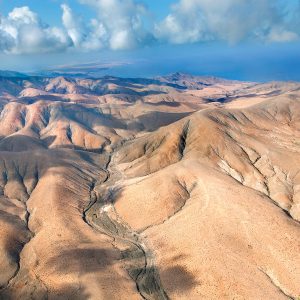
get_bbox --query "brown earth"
[0,73,299,299]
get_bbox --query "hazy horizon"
[0,0,300,82]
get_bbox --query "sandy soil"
[0,74,299,299]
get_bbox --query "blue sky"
[0,1,175,21]
[0,0,299,81]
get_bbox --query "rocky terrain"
[0,72,299,299]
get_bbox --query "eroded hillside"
[0,74,299,299]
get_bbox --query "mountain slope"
[112,95,300,299]
[0,74,299,299]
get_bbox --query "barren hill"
[0,74,299,299]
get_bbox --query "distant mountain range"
[28,61,132,78]
[0,70,29,78]
[0,69,237,87]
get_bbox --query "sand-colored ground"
[0,74,299,299]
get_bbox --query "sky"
[0,0,299,81]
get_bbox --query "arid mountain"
[0,73,299,299]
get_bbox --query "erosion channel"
[84,147,169,300]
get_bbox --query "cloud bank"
[156,0,300,44]
[0,7,72,54]
[0,0,299,54]
[77,0,153,50]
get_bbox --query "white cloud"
[8,6,37,25]
[267,27,299,43]
[81,19,107,50]
[0,1,299,54]
[0,2,152,54]
[62,0,153,51]
[155,0,300,44]
[0,7,72,54]
[78,0,152,50]
[61,4,85,48]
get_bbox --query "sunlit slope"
[0,74,299,299]
[113,95,300,299]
